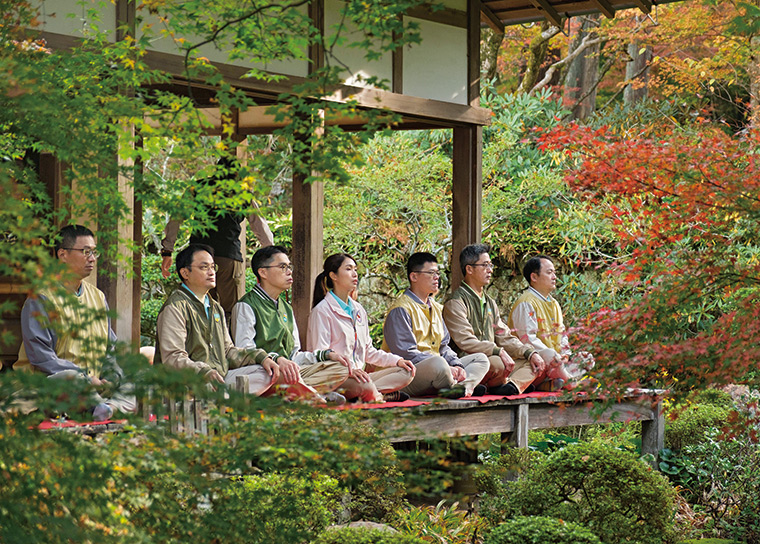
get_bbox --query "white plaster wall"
[403,18,467,105]
[35,0,115,38]
[323,0,393,90]
[138,10,309,78]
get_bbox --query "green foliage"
[340,425,408,522]
[315,526,426,544]
[210,473,340,544]
[480,442,676,544]
[659,426,760,543]
[665,403,730,451]
[392,500,487,544]
[689,389,735,409]
[484,516,603,544]
[474,447,544,496]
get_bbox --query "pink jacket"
[307,294,400,370]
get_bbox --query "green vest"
[237,286,295,359]
[447,282,499,357]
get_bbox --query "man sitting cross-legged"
[155,244,318,399]
[443,244,547,396]
[15,224,136,421]
[230,246,350,404]
[382,252,489,398]
[508,255,593,389]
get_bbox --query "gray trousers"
[402,353,489,397]
[50,370,137,415]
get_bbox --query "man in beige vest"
[16,225,135,420]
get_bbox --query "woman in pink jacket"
[307,253,415,402]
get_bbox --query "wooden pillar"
[641,401,664,467]
[289,0,326,345]
[502,403,529,452]
[99,123,137,343]
[291,174,324,346]
[451,127,482,289]
[450,0,483,289]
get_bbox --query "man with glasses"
[155,244,320,399]
[230,246,350,403]
[15,225,136,420]
[443,244,546,396]
[382,252,489,398]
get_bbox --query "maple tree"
[539,121,760,398]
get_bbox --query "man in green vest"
[230,246,350,403]
[15,224,135,420]
[443,244,546,396]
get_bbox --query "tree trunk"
[563,14,601,120]
[624,18,652,106]
[516,22,560,95]
[749,35,760,130]
[481,28,504,84]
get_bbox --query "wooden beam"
[40,31,492,128]
[392,25,403,94]
[406,5,467,28]
[480,2,505,33]
[631,0,653,14]
[450,126,482,290]
[529,0,564,28]
[467,0,481,107]
[308,0,324,71]
[590,0,615,18]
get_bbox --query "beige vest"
[15,282,110,375]
[382,293,446,355]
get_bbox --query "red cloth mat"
[334,398,430,410]
[36,418,126,430]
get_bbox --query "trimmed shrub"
[315,526,426,544]
[485,516,602,544]
[480,442,676,544]
[210,473,340,544]
[665,403,729,450]
[689,389,734,409]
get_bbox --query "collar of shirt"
[528,286,553,302]
[404,288,432,308]
[462,281,488,310]
[181,282,211,318]
[254,283,279,309]
[330,290,356,320]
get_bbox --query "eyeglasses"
[470,263,494,270]
[414,270,440,278]
[189,263,218,272]
[260,263,294,272]
[62,247,100,259]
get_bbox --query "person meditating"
[307,253,415,403]
[382,252,489,399]
[15,225,136,420]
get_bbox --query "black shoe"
[383,391,410,402]
[472,384,487,397]
[489,383,519,396]
[438,385,466,399]
[524,384,536,394]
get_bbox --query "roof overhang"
[480,0,684,31]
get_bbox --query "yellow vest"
[508,289,565,354]
[382,292,446,355]
[15,282,110,376]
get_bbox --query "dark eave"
[480,0,683,31]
